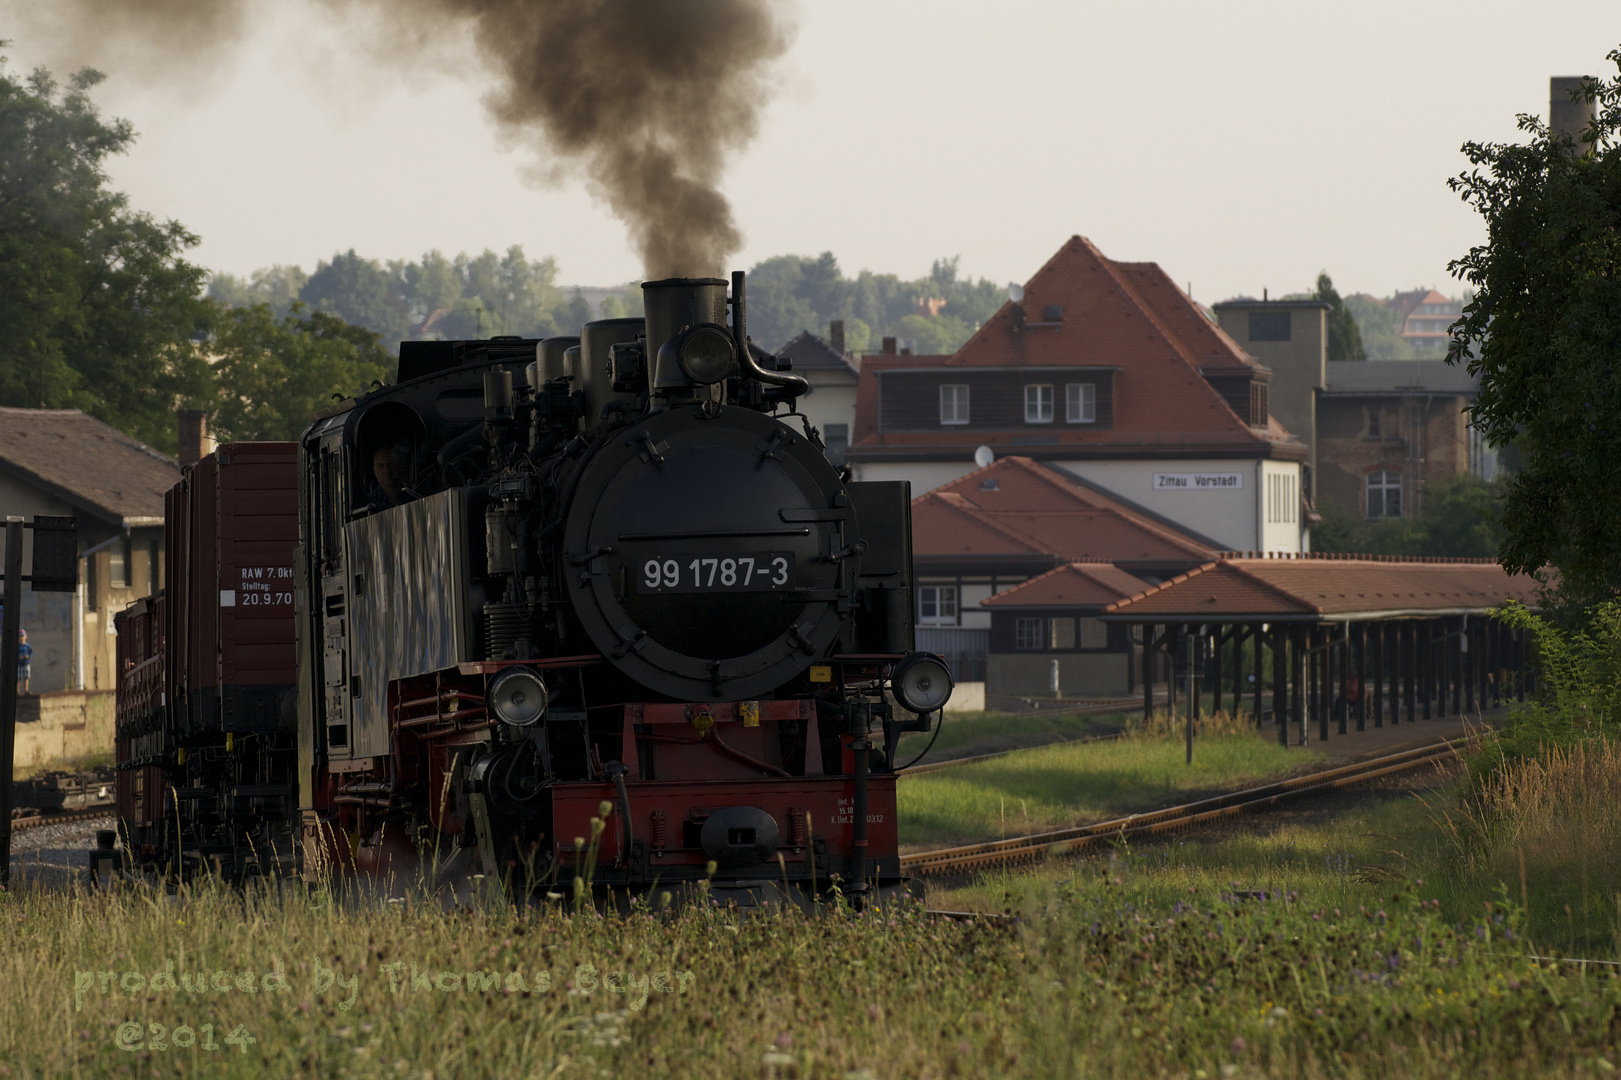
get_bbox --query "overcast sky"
[7,1,1619,300]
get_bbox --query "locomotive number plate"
[637,552,795,594]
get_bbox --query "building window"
[1367,407,1381,437]
[1024,384,1054,423]
[1248,311,1291,341]
[1049,617,1076,649]
[1065,383,1096,424]
[918,585,958,625]
[823,423,849,467]
[1266,472,1297,524]
[110,538,130,589]
[1015,618,1045,650]
[939,384,969,425]
[1367,471,1402,519]
[1079,618,1108,649]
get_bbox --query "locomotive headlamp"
[676,324,737,384]
[489,667,548,727]
[891,652,954,714]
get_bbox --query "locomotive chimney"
[829,320,845,355]
[641,277,731,391]
[177,409,210,466]
[1551,76,1596,150]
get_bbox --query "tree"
[300,250,411,349]
[1313,273,1367,363]
[208,302,392,442]
[208,265,308,317]
[0,55,212,452]
[1447,51,1621,606]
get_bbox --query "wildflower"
[1231,1036,1247,1053]
[775,1033,792,1049]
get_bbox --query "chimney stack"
[1551,76,1596,148]
[881,336,897,355]
[178,409,210,466]
[829,320,845,355]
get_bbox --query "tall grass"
[1438,737,1621,955]
[5,864,1618,1079]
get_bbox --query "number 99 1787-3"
[636,552,794,594]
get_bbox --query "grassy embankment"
[899,709,1320,848]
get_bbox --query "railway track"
[10,806,114,832]
[901,737,1469,876]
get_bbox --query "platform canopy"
[1098,554,1542,623]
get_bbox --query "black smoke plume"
[11,0,794,277]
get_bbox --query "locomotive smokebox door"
[563,405,854,701]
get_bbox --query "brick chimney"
[881,336,897,355]
[1551,76,1596,147]
[829,320,845,355]
[178,409,210,466]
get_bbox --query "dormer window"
[1065,383,1095,424]
[940,384,969,425]
[1024,384,1054,423]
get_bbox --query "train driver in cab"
[367,439,414,510]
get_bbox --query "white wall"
[1050,459,1302,553]
[793,377,858,444]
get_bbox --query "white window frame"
[1024,384,1054,424]
[918,585,959,625]
[1015,617,1045,650]
[939,384,970,426]
[1065,382,1096,424]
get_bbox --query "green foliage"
[207,302,393,442]
[221,246,578,352]
[0,54,212,453]
[1482,601,1621,766]
[206,265,308,317]
[1447,50,1621,606]
[1313,272,1367,362]
[1342,293,1425,360]
[743,250,1008,353]
[1313,473,1503,557]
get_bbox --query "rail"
[11,806,113,832]
[900,736,1471,876]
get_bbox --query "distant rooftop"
[1322,360,1476,396]
[0,407,178,527]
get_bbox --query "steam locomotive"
[114,273,952,907]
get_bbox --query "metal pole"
[1,517,24,889]
[1252,622,1263,727]
[1273,625,1287,747]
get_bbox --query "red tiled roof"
[913,456,1217,565]
[850,236,1305,460]
[981,561,1149,608]
[1100,555,1543,620]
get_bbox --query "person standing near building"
[17,628,32,696]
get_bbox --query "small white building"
[776,324,860,466]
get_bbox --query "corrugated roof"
[849,235,1305,460]
[1100,555,1542,620]
[913,456,1217,565]
[0,407,178,526]
[981,561,1149,608]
